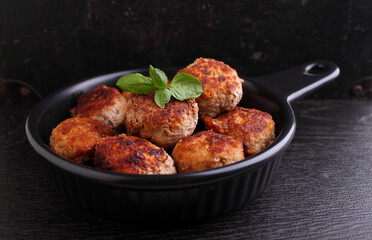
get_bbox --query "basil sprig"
[116,65,203,108]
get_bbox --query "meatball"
[70,85,126,129]
[172,131,245,173]
[49,117,117,164]
[94,134,176,174]
[203,107,275,156]
[177,57,244,118]
[123,91,198,148]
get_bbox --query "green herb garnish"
[116,65,203,108]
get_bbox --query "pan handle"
[248,60,340,103]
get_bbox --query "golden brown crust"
[172,131,245,173]
[124,92,198,148]
[71,85,126,129]
[177,57,243,117]
[94,134,176,174]
[49,117,117,164]
[203,107,275,156]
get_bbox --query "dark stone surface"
[1,0,372,98]
[1,99,372,239]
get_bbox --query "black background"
[1,0,372,98]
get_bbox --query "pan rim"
[25,69,296,189]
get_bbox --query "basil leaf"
[149,65,168,89]
[169,73,203,101]
[154,88,171,109]
[116,73,156,94]
[116,67,203,109]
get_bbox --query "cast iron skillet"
[25,60,339,225]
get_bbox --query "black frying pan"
[25,60,339,225]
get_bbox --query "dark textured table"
[1,99,371,239]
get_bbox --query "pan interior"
[32,68,287,181]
